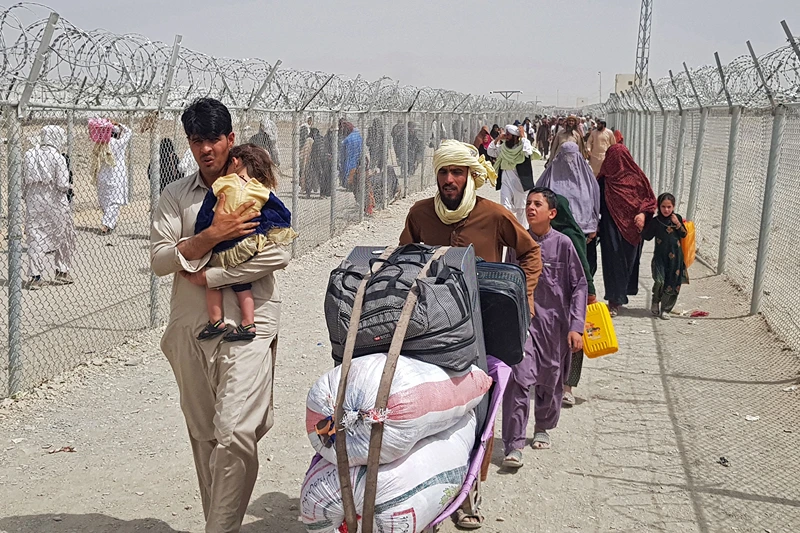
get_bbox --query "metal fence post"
[6,108,24,395]
[647,113,654,176]
[357,112,367,220]
[149,34,182,327]
[672,110,687,201]
[658,112,669,193]
[686,107,708,220]
[419,113,428,190]
[127,110,135,201]
[403,112,409,197]
[330,113,339,237]
[382,111,390,210]
[717,105,741,274]
[750,105,786,315]
[291,111,300,256]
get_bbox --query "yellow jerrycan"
[583,302,619,358]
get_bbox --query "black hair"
[657,192,676,208]
[181,98,232,141]
[528,186,557,210]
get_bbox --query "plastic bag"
[306,353,490,466]
[681,220,696,268]
[301,412,476,533]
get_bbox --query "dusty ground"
[0,180,799,533]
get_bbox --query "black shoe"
[197,320,228,340]
[223,324,256,342]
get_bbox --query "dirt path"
[1,182,798,533]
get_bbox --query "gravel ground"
[1,181,799,533]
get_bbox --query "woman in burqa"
[597,144,657,316]
[536,141,600,274]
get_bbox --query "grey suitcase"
[325,244,485,372]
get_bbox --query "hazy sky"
[39,0,798,107]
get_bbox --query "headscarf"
[260,118,278,140]
[40,125,66,152]
[614,129,624,144]
[536,141,600,234]
[433,140,497,225]
[493,125,527,171]
[551,194,596,297]
[598,144,657,246]
[340,120,355,137]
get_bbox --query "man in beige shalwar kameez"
[150,98,291,533]
[586,118,617,176]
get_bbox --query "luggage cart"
[422,356,511,532]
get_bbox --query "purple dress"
[502,228,588,454]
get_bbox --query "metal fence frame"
[592,20,800,354]
[0,4,541,396]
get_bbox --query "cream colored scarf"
[432,140,497,225]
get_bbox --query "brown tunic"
[399,196,542,314]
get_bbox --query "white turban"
[260,118,278,139]
[505,124,521,137]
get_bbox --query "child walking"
[642,192,688,320]
[502,187,588,468]
[194,143,297,342]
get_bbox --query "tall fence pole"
[330,112,339,237]
[684,62,707,221]
[6,107,23,396]
[715,50,739,275]
[648,112,656,182]
[750,105,785,315]
[749,36,784,315]
[291,111,300,257]
[717,106,741,274]
[148,34,182,327]
[382,111,390,210]
[669,70,687,203]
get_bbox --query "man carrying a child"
[150,97,292,533]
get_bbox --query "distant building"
[615,74,636,94]
[576,97,588,108]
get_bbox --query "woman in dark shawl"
[552,194,596,405]
[597,144,657,316]
[149,138,184,192]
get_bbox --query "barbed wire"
[0,2,540,116]
[587,30,799,115]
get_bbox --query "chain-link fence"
[0,3,540,397]
[590,21,800,355]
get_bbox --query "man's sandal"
[223,323,256,342]
[455,508,484,530]
[197,319,228,340]
[502,449,524,469]
[531,431,551,450]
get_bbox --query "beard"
[438,184,464,210]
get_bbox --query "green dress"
[552,194,595,388]
[642,213,689,313]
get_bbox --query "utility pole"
[598,71,602,103]
[634,0,654,86]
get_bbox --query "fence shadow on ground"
[0,514,189,533]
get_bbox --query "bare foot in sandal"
[531,430,551,450]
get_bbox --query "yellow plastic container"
[583,302,619,358]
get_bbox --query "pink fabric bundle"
[88,118,113,143]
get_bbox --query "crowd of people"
[24,95,685,531]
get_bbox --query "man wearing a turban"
[400,139,541,314]
[487,125,535,229]
[399,139,542,528]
